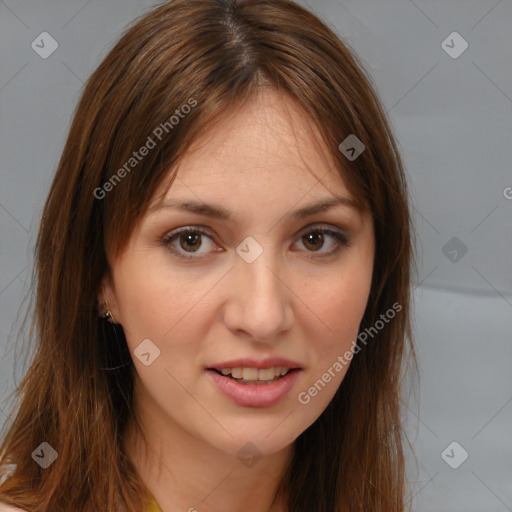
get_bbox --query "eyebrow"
[148,195,360,222]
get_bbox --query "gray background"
[1,0,511,510]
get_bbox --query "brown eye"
[160,225,349,261]
[295,227,349,256]
[160,227,218,259]
[302,232,325,251]
[179,232,202,252]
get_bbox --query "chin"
[192,412,307,460]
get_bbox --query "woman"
[0,0,416,510]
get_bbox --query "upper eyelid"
[164,222,348,239]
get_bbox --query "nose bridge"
[243,248,280,297]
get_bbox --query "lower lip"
[206,369,302,408]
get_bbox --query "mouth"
[205,362,303,407]
[207,366,301,385]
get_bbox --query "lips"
[206,367,302,407]
[205,356,304,407]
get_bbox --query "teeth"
[258,368,275,380]
[242,368,258,380]
[231,367,243,379]
[217,367,291,380]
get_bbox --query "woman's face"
[100,89,375,458]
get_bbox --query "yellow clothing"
[146,495,163,512]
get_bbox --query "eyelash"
[158,225,350,261]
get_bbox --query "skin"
[99,88,375,512]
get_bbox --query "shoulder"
[0,502,27,512]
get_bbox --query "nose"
[223,247,294,343]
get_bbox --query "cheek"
[305,258,372,344]
[113,254,221,364]
[113,262,213,414]
[295,266,372,414]
[328,274,371,333]
[299,249,373,408]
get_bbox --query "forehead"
[150,88,357,212]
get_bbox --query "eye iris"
[180,233,201,252]
[303,232,324,251]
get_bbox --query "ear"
[97,269,120,323]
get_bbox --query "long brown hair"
[0,0,416,510]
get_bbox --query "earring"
[101,299,117,324]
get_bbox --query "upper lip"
[207,357,303,370]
